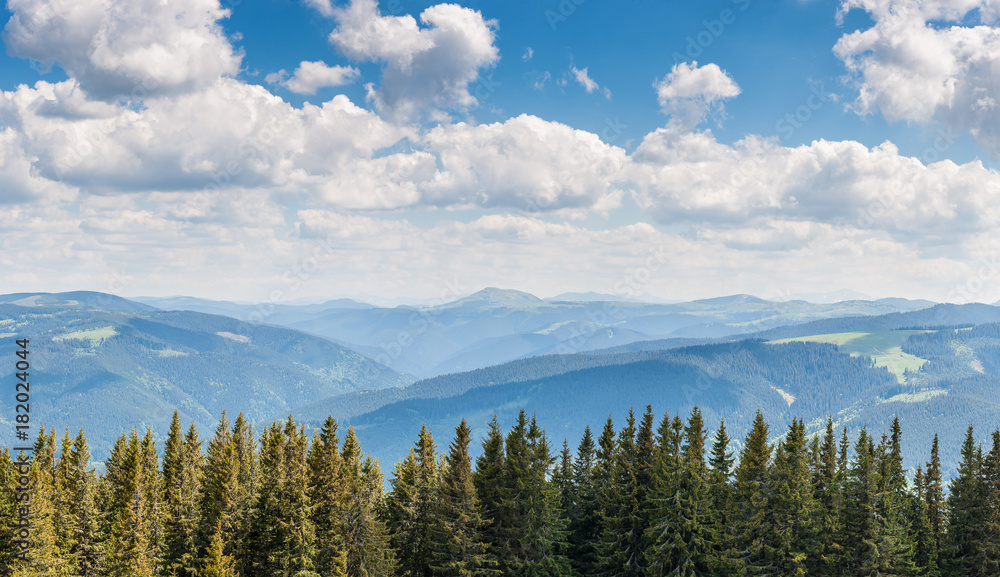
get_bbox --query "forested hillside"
[0,297,412,460]
[302,310,1000,476]
[1,408,997,576]
[141,288,936,378]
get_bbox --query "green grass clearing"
[768,330,934,384]
[54,326,118,345]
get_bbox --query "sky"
[2,0,1000,305]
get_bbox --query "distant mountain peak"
[0,291,155,312]
[441,287,543,309]
[690,294,771,306]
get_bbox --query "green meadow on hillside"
[768,330,933,382]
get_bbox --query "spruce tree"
[524,416,571,577]
[63,429,101,577]
[11,428,68,577]
[568,425,600,577]
[200,412,239,557]
[843,428,881,576]
[874,418,916,575]
[101,430,156,577]
[307,416,347,577]
[646,407,715,576]
[201,523,238,577]
[945,425,984,575]
[811,419,842,576]
[431,419,492,577]
[596,410,642,577]
[244,422,286,577]
[733,411,772,575]
[0,447,19,573]
[162,413,203,577]
[767,418,817,577]
[230,411,258,570]
[473,416,505,573]
[280,418,317,576]
[924,434,946,569]
[342,428,394,577]
[977,430,1000,576]
[910,466,939,577]
[707,419,737,573]
[388,424,440,577]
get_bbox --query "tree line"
[0,406,998,577]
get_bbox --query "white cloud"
[2,0,241,101]
[328,0,499,121]
[629,128,1000,243]
[303,0,335,17]
[422,114,628,211]
[655,61,741,130]
[0,78,414,200]
[523,47,534,61]
[275,61,360,95]
[835,0,1000,155]
[570,66,612,100]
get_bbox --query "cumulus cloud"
[655,61,741,130]
[2,0,241,101]
[629,128,1000,243]
[422,114,628,211]
[303,0,335,17]
[570,66,612,100]
[269,61,360,95]
[328,0,499,121]
[835,0,1000,155]
[0,78,414,199]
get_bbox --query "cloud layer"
[836,0,1000,155]
[1,0,1000,302]
[328,0,499,121]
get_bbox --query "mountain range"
[137,287,935,378]
[2,290,997,478]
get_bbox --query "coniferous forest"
[0,407,998,577]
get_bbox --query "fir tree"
[910,466,939,577]
[101,430,156,577]
[733,411,772,575]
[646,407,715,577]
[342,428,394,577]
[977,430,1000,576]
[63,429,101,577]
[307,416,347,577]
[280,417,317,576]
[873,417,916,575]
[200,412,239,556]
[0,447,20,574]
[388,424,440,577]
[201,523,238,577]
[707,419,737,573]
[843,428,881,576]
[767,418,817,577]
[162,413,201,577]
[809,419,842,576]
[567,425,600,577]
[924,434,946,570]
[597,409,643,577]
[245,422,286,577]
[473,416,505,573]
[945,425,984,575]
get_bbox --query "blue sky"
[1,0,1000,304]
